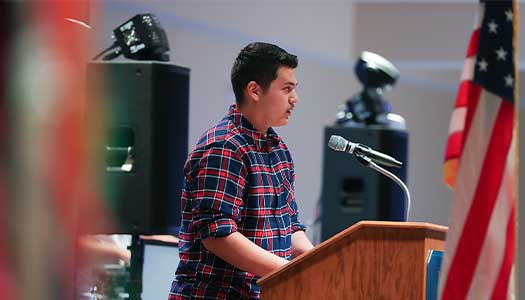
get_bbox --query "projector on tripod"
[336,51,404,129]
[94,13,170,61]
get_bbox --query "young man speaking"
[170,42,313,300]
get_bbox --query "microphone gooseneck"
[328,135,410,221]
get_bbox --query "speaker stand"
[127,233,144,300]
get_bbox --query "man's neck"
[237,104,269,135]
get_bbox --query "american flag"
[440,1,517,300]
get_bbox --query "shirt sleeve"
[190,142,247,240]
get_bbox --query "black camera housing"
[355,51,399,89]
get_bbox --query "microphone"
[328,135,402,168]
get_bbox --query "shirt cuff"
[197,217,238,240]
[291,223,307,233]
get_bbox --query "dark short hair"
[231,42,298,105]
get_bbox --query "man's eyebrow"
[283,81,298,87]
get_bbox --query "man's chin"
[273,119,289,127]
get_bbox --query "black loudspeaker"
[87,62,189,235]
[320,126,408,241]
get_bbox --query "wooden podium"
[257,221,447,300]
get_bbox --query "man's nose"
[290,93,299,104]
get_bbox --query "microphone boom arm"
[354,153,411,221]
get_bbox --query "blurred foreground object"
[0,2,114,300]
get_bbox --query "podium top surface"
[258,221,447,286]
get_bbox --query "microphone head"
[328,135,348,152]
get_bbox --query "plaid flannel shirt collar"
[228,104,281,150]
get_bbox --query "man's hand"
[291,231,314,258]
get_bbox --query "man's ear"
[246,81,261,102]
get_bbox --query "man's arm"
[291,231,314,258]
[78,235,131,265]
[202,232,289,277]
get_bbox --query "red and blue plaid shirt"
[169,105,306,300]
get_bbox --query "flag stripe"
[443,82,482,163]
[441,99,514,300]
[448,107,467,134]
[466,138,515,300]
[444,131,463,160]
[442,15,482,189]
[439,91,500,294]
[444,81,482,158]
[458,80,482,109]
[490,206,516,299]
[460,57,476,82]
[459,83,482,152]
[455,82,470,108]
[466,28,480,57]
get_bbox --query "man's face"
[258,67,299,128]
